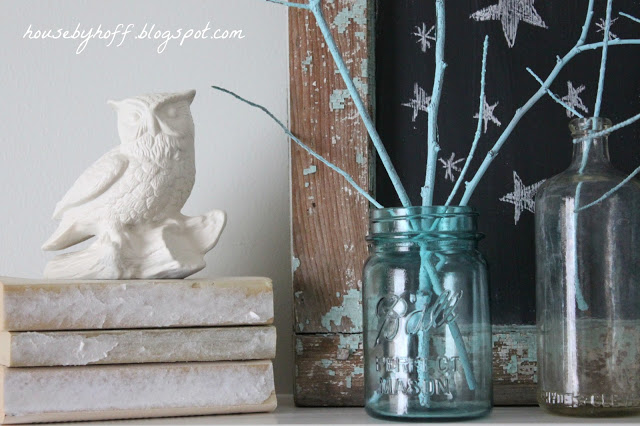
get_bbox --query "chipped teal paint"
[303,165,317,175]
[360,58,368,78]
[338,333,361,352]
[321,288,363,332]
[296,338,304,355]
[355,150,366,165]
[492,326,537,363]
[332,0,367,33]
[301,54,313,72]
[353,77,368,96]
[347,366,363,389]
[492,325,537,384]
[328,370,336,376]
[292,257,301,273]
[320,359,333,369]
[506,355,518,374]
[330,89,350,111]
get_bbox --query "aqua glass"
[363,206,492,420]
[535,117,640,416]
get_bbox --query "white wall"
[0,0,292,392]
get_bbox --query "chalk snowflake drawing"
[439,152,466,182]
[474,99,502,133]
[596,17,619,40]
[470,0,548,48]
[561,81,589,118]
[413,23,436,52]
[500,171,546,225]
[402,83,431,122]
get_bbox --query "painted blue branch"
[526,68,585,118]
[423,254,477,390]
[579,4,595,44]
[593,0,614,120]
[620,11,640,24]
[265,0,309,9]
[577,164,640,212]
[422,0,447,206]
[446,36,489,206]
[263,0,411,207]
[306,1,412,208]
[572,183,589,311]
[460,0,598,206]
[211,85,383,209]
[579,38,640,51]
[573,1,614,301]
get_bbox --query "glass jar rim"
[371,206,478,219]
[569,117,612,136]
[368,206,483,241]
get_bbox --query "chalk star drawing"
[596,17,619,40]
[413,23,436,52]
[561,81,589,118]
[474,99,502,133]
[402,83,431,122]
[500,171,546,225]
[439,152,466,182]
[470,0,548,48]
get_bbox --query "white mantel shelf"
[52,395,640,425]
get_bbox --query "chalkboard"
[374,0,640,326]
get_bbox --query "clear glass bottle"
[363,206,492,420]
[535,117,640,416]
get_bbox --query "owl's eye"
[166,107,178,118]
[127,112,141,124]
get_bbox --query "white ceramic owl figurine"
[43,90,226,279]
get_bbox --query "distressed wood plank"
[294,334,364,407]
[294,328,538,406]
[289,0,372,335]
[493,325,537,405]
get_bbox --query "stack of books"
[0,276,277,424]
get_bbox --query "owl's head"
[108,90,196,151]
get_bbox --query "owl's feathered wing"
[43,149,128,251]
[53,149,129,220]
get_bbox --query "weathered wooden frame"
[290,0,537,407]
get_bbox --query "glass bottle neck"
[568,137,611,172]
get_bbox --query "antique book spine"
[0,326,276,367]
[0,361,276,424]
[0,277,273,331]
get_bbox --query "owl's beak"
[149,117,161,137]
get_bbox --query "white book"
[0,326,276,367]
[0,277,273,331]
[0,360,276,424]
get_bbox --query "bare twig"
[460,0,599,206]
[446,36,489,206]
[422,0,447,206]
[212,85,383,208]
[526,68,585,118]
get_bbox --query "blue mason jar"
[363,207,492,420]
